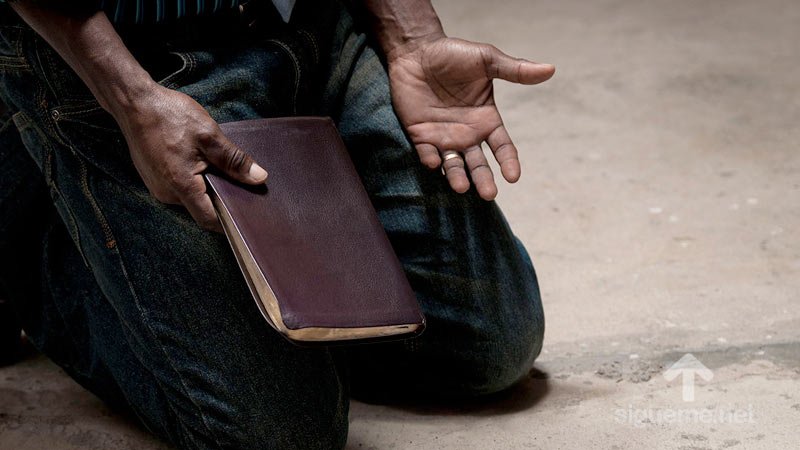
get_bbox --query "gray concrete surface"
[2,0,799,448]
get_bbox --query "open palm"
[388,37,554,200]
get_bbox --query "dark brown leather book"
[205,117,425,345]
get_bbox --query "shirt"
[1,0,295,24]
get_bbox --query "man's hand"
[115,85,268,232]
[9,2,266,232]
[388,37,555,200]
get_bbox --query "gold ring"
[441,151,461,162]
[440,151,462,175]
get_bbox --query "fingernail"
[249,163,268,182]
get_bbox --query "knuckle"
[169,174,189,192]
[445,164,466,176]
[480,44,499,59]
[160,162,181,181]
[494,142,517,156]
[170,175,194,193]
[224,146,248,172]
[422,157,440,169]
[471,163,492,173]
[196,126,219,146]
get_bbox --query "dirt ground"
[2,0,799,448]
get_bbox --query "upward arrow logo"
[663,353,714,402]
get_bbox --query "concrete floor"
[2,0,799,448]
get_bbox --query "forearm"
[358,0,445,60]
[9,0,155,119]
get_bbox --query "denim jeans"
[0,2,543,449]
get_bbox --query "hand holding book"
[205,117,425,345]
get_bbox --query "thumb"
[486,45,555,85]
[203,133,268,185]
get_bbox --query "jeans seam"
[30,39,70,148]
[45,131,89,267]
[0,111,14,133]
[159,51,195,89]
[51,103,120,134]
[78,159,117,250]
[35,38,62,104]
[12,110,90,265]
[328,31,369,122]
[0,55,30,70]
[10,109,31,130]
[52,102,104,118]
[0,26,31,70]
[265,39,300,114]
[75,157,225,450]
[50,183,90,267]
[298,29,320,65]
[112,236,226,450]
[15,110,241,445]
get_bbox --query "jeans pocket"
[262,39,304,112]
[0,26,30,72]
[155,51,195,89]
[49,102,145,194]
[12,111,88,265]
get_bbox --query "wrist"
[100,74,159,122]
[81,46,157,118]
[362,0,446,62]
[384,29,446,62]
[56,10,158,120]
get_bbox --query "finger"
[415,143,441,169]
[487,125,521,183]
[485,45,555,85]
[179,175,223,232]
[463,145,497,200]
[201,131,267,185]
[441,152,470,194]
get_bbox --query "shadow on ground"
[352,366,551,418]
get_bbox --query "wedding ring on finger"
[440,151,463,175]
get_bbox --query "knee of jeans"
[466,322,543,396]
[214,400,349,450]
[187,372,349,450]
[258,418,349,450]
[455,285,545,397]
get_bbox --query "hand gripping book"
[205,117,425,345]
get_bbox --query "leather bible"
[205,117,425,345]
